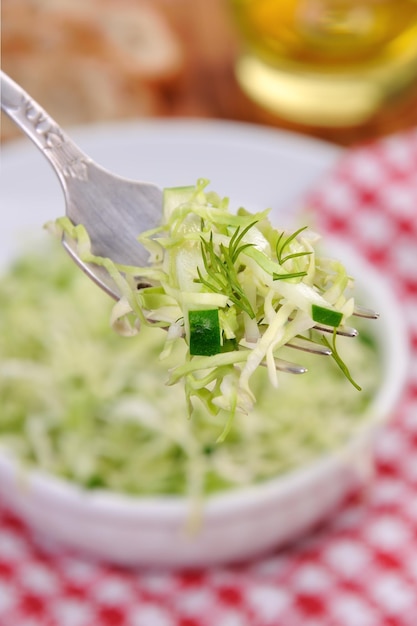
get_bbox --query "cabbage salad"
[0,241,380,499]
[49,179,363,441]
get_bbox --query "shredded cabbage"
[47,179,362,440]
[0,241,380,498]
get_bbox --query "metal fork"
[1,70,162,300]
[1,71,377,374]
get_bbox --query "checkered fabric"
[1,129,416,626]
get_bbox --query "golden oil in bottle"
[230,0,417,125]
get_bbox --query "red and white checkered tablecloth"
[1,129,416,626]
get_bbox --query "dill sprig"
[321,332,362,391]
[196,222,257,318]
[273,226,311,281]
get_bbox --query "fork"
[1,70,162,300]
[1,70,377,374]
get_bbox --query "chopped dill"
[196,223,256,318]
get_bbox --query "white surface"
[0,120,408,567]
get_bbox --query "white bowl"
[0,237,409,567]
[0,120,409,567]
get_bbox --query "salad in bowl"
[0,178,408,566]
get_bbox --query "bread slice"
[1,0,185,141]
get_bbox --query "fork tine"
[273,358,308,374]
[313,324,359,338]
[286,337,332,356]
[353,305,380,319]
[260,357,307,374]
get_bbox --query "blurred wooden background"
[2,0,417,147]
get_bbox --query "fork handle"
[1,70,90,182]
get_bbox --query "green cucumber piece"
[189,309,221,356]
[312,304,343,327]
